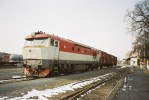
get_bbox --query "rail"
[60,68,131,100]
[0,76,36,84]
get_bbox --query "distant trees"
[126,0,149,60]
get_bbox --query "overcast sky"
[0,0,141,59]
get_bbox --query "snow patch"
[122,88,126,91]
[124,77,127,83]
[0,80,11,84]
[1,72,114,100]
[0,96,8,100]
[12,75,22,79]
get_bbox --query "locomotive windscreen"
[24,38,48,47]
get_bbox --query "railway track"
[0,66,131,100]
[0,76,36,84]
[60,67,131,100]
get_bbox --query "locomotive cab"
[22,32,59,77]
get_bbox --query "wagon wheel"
[52,65,61,76]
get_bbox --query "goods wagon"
[0,52,23,66]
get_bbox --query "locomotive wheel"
[100,66,103,69]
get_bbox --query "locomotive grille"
[24,59,42,65]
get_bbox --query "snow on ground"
[116,65,127,69]
[0,72,114,100]
[0,80,10,84]
[12,75,23,79]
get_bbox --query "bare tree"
[126,0,149,35]
[125,0,149,59]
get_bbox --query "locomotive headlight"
[34,60,42,65]
[24,60,27,64]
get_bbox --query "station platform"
[115,67,149,100]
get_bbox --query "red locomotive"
[23,31,117,77]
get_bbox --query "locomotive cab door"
[54,40,59,60]
[93,52,97,62]
[93,51,99,68]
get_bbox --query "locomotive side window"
[55,41,58,47]
[50,39,54,46]
[78,48,80,52]
[85,49,87,53]
[72,47,74,52]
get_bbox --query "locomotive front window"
[24,40,33,46]
[24,38,48,47]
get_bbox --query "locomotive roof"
[25,31,97,50]
[25,31,117,57]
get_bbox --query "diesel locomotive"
[22,31,117,77]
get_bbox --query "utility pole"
[144,36,148,67]
[144,43,146,66]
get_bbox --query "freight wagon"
[0,52,23,66]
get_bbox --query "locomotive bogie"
[24,67,50,77]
